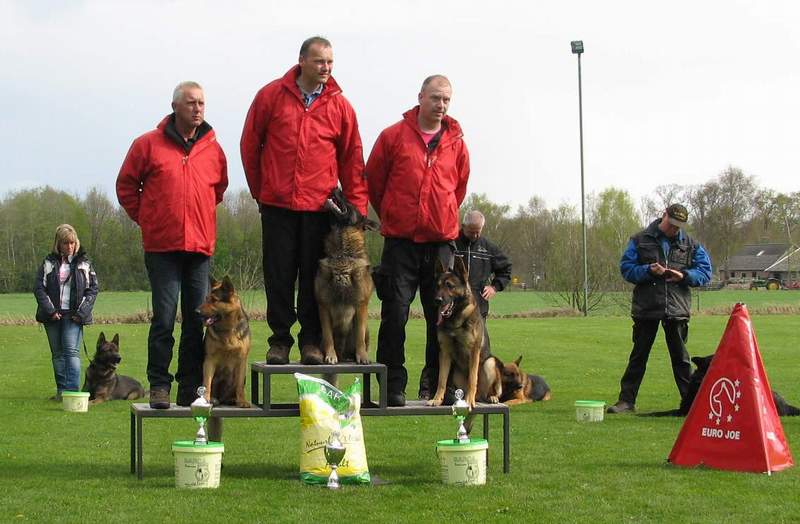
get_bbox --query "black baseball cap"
[666,204,689,227]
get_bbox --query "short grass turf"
[1,315,799,522]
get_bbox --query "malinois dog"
[83,332,145,405]
[499,355,552,406]
[428,256,502,409]
[196,276,251,407]
[645,354,800,417]
[314,188,378,365]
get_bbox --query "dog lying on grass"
[645,354,800,417]
[499,355,551,406]
[83,332,145,405]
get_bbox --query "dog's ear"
[112,334,120,346]
[208,275,219,288]
[221,275,235,293]
[435,258,446,275]
[97,332,106,346]
[515,355,523,366]
[453,256,468,282]
[362,217,380,231]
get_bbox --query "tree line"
[3,166,798,310]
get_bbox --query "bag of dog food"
[295,373,370,485]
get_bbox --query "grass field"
[4,288,800,323]
[2,310,799,522]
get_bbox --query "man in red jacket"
[117,81,228,409]
[367,75,470,406]
[241,36,367,366]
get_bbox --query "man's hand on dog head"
[481,285,497,300]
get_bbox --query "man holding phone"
[608,204,712,414]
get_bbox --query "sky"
[2,0,799,212]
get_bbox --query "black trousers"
[260,205,329,351]
[144,251,209,391]
[374,238,453,394]
[617,318,691,404]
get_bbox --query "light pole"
[571,40,588,317]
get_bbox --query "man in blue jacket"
[608,204,712,414]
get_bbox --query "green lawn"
[2,313,799,521]
[4,288,800,323]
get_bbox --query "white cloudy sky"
[2,0,799,211]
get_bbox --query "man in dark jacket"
[367,74,470,406]
[608,204,712,414]
[454,210,512,320]
[117,81,228,409]
[240,36,367,366]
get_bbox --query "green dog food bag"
[295,373,370,485]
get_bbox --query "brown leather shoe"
[607,400,635,414]
[149,388,170,409]
[300,344,324,365]
[266,345,290,365]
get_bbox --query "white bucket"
[62,391,90,412]
[436,438,488,486]
[575,400,605,422]
[172,441,224,489]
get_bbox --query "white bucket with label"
[575,400,605,422]
[62,391,90,412]
[172,441,224,489]
[436,438,488,486]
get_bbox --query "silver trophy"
[190,386,213,445]
[452,389,470,443]
[324,430,346,489]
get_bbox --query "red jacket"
[116,116,228,256]
[367,107,470,243]
[240,66,367,215]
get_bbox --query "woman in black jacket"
[34,224,99,400]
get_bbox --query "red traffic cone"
[668,303,793,474]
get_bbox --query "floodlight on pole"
[571,40,589,317]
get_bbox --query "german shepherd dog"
[196,276,251,407]
[428,257,502,409]
[83,332,145,405]
[645,354,800,417]
[314,188,378,365]
[499,355,552,406]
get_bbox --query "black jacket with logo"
[454,232,512,317]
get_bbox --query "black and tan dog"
[83,332,145,405]
[428,257,502,409]
[499,355,552,406]
[196,276,251,407]
[314,188,378,365]
[646,354,800,417]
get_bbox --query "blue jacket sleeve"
[683,244,712,287]
[620,239,652,284]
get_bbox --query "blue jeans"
[144,251,209,391]
[44,316,83,392]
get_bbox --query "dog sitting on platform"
[428,257,503,410]
[314,188,378,366]
[83,332,145,405]
[196,276,251,407]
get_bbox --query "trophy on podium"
[191,386,213,445]
[451,389,470,443]
[324,430,346,489]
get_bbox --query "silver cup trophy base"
[324,430,346,489]
[191,386,213,445]
[452,389,470,443]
